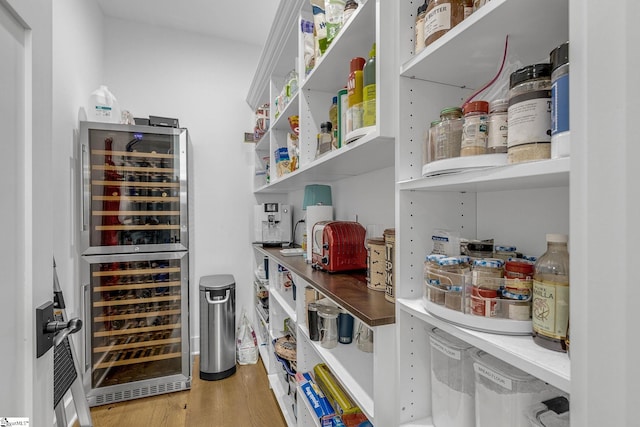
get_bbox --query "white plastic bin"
[428,328,475,427]
[471,349,562,427]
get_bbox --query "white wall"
[102,16,261,353]
[52,0,104,354]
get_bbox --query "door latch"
[36,301,83,358]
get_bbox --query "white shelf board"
[272,91,300,131]
[271,286,297,323]
[399,157,569,193]
[268,373,297,427]
[400,0,569,89]
[258,341,270,369]
[255,128,271,152]
[302,0,375,93]
[298,325,375,421]
[398,297,570,393]
[256,132,394,193]
[400,417,434,427]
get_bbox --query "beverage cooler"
[79,122,191,406]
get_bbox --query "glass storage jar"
[507,64,552,164]
[423,0,468,48]
[487,98,508,154]
[424,254,447,305]
[434,256,470,312]
[424,120,440,167]
[503,258,534,320]
[435,107,463,161]
[461,100,489,156]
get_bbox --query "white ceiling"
[96,0,280,47]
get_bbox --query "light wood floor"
[84,357,286,427]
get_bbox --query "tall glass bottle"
[532,234,570,352]
[362,43,376,127]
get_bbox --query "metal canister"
[384,228,396,303]
[366,237,386,292]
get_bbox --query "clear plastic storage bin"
[429,328,475,427]
[471,349,562,427]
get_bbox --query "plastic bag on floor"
[236,311,258,365]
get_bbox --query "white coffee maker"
[254,203,292,246]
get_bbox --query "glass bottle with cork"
[532,234,570,352]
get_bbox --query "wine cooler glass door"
[80,122,188,255]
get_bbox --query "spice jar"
[435,256,470,312]
[493,245,517,261]
[507,64,552,164]
[487,98,508,154]
[424,254,447,305]
[504,258,534,321]
[550,42,570,159]
[384,228,396,303]
[470,258,503,317]
[424,120,440,168]
[461,101,489,156]
[415,2,428,55]
[423,0,467,48]
[435,107,463,161]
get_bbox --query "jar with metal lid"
[436,256,470,312]
[424,120,440,167]
[550,41,570,159]
[415,1,428,55]
[423,0,468,48]
[503,258,534,320]
[435,107,463,161]
[424,254,447,305]
[487,98,508,154]
[507,63,552,164]
[461,100,489,156]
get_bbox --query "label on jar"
[424,4,451,41]
[474,363,513,390]
[461,114,488,150]
[552,73,570,135]
[487,112,508,150]
[532,279,569,339]
[508,302,531,320]
[430,337,461,360]
[507,90,552,148]
[415,16,426,53]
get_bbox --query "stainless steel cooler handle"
[205,289,230,305]
[80,142,89,231]
[82,283,90,371]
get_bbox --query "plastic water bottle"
[88,85,121,123]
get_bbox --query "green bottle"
[362,43,376,127]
